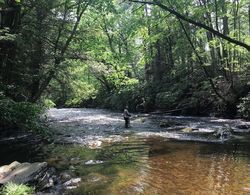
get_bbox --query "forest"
[0,0,250,194]
[1,0,250,128]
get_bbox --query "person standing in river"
[123,106,131,128]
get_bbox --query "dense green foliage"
[0,182,34,195]
[237,93,250,120]
[0,96,44,131]
[0,0,249,120]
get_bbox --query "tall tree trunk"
[200,0,217,76]
[0,0,21,99]
[30,1,90,102]
[144,4,153,81]
[29,6,45,101]
[248,4,250,35]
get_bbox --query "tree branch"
[128,0,250,51]
[178,19,228,103]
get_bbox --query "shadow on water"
[0,133,44,165]
[197,136,250,163]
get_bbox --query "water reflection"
[67,137,250,194]
[130,139,250,194]
[1,134,249,194]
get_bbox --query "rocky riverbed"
[47,108,250,146]
[0,108,250,194]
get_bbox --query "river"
[1,108,250,194]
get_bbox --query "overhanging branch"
[128,0,250,51]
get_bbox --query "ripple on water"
[43,108,250,194]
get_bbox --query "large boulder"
[0,161,47,185]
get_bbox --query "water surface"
[1,108,250,194]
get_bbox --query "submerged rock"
[181,127,193,133]
[84,173,109,184]
[63,178,81,189]
[213,125,233,141]
[234,124,250,134]
[70,157,81,165]
[236,124,249,129]
[59,172,72,183]
[159,119,184,128]
[84,160,104,165]
[87,140,102,149]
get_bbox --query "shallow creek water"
[1,108,250,194]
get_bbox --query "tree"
[128,0,250,51]
[0,0,102,102]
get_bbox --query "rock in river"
[0,161,47,185]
